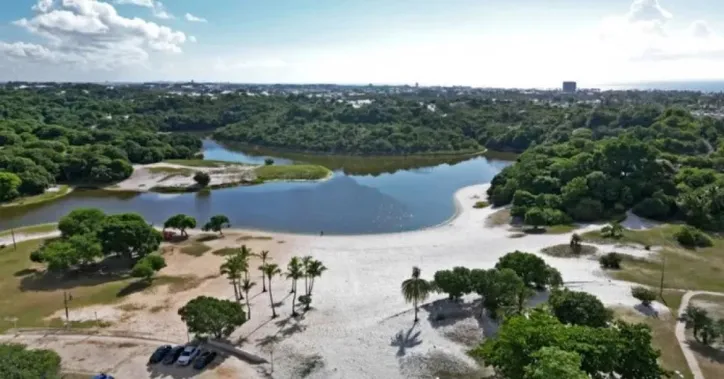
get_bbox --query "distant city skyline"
[1,0,723,87]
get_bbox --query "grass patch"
[155,274,212,294]
[212,247,239,256]
[237,235,273,241]
[544,224,577,234]
[585,224,724,292]
[0,223,58,237]
[254,164,331,181]
[147,166,194,176]
[473,201,489,209]
[540,244,597,258]
[1,185,71,208]
[613,307,693,379]
[163,159,249,168]
[179,242,211,257]
[486,208,512,227]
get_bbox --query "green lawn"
[147,166,195,177]
[179,242,212,256]
[162,159,249,168]
[1,185,71,208]
[583,224,724,292]
[0,223,58,237]
[254,164,332,181]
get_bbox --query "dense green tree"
[496,251,558,289]
[523,347,588,379]
[599,252,622,269]
[58,208,106,238]
[523,207,547,230]
[675,225,713,248]
[0,343,61,379]
[193,171,211,187]
[203,215,231,236]
[178,296,246,339]
[163,214,196,237]
[549,289,612,327]
[631,286,657,307]
[433,266,472,301]
[97,213,162,260]
[470,268,526,319]
[682,305,710,339]
[0,172,22,201]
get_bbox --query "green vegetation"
[674,225,713,248]
[1,185,71,208]
[0,343,61,379]
[178,296,246,339]
[202,214,231,235]
[0,223,57,237]
[180,242,211,256]
[254,164,331,181]
[548,289,612,328]
[163,214,196,237]
[401,266,434,322]
[131,255,166,281]
[599,252,623,269]
[147,166,194,176]
[631,286,657,307]
[540,243,597,258]
[473,201,489,209]
[163,159,248,167]
[193,171,211,187]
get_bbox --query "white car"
[176,345,200,366]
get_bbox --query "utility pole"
[63,292,73,327]
[11,228,16,250]
[659,256,666,299]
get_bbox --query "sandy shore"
[9,183,668,378]
[109,162,256,192]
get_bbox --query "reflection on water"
[0,141,512,235]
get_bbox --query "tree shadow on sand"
[253,315,308,349]
[423,299,477,329]
[688,340,724,364]
[18,256,133,292]
[390,325,422,357]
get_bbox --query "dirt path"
[676,291,724,379]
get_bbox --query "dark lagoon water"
[0,140,511,235]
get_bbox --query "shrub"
[193,171,211,187]
[264,158,274,166]
[473,201,489,209]
[599,252,622,269]
[675,226,713,248]
[631,286,657,307]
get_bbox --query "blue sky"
[1,0,723,87]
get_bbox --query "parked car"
[176,344,201,366]
[162,345,184,365]
[148,345,173,364]
[92,374,115,379]
[193,350,218,370]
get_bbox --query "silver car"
[175,344,201,366]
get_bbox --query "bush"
[193,171,211,187]
[599,252,622,269]
[675,226,713,248]
[473,201,489,209]
[264,158,274,165]
[631,286,657,307]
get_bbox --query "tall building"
[562,81,577,93]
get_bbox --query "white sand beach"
[12,183,667,378]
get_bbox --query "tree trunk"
[237,280,244,300]
[291,280,298,316]
[245,291,251,320]
[232,279,240,303]
[261,274,267,292]
[304,276,309,295]
[413,298,418,323]
[268,278,277,318]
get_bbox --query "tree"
[496,251,556,289]
[67,233,104,266]
[301,255,313,295]
[163,214,196,237]
[97,213,162,261]
[401,266,434,323]
[549,289,612,327]
[261,263,282,318]
[569,233,582,250]
[303,259,327,310]
[682,305,711,340]
[471,268,527,319]
[631,286,657,307]
[0,343,61,379]
[34,240,77,271]
[286,257,304,315]
[601,222,624,238]
[257,250,271,292]
[178,296,246,339]
[0,172,22,201]
[193,171,211,187]
[524,207,547,230]
[434,267,472,301]
[264,158,274,165]
[202,214,230,236]
[58,208,106,238]
[221,254,245,303]
[599,252,622,269]
[524,347,588,379]
[240,278,256,320]
[131,255,166,281]
[675,225,713,248]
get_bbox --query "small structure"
[562,81,577,93]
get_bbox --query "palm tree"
[401,266,433,323]
[286,257,305,316]
[302,255,313,295]
[240,278,256,320]
[261,263,282,318]
[220,255,244,303]
[306,259,327,297]
[257,250,271,292]
[238,245,253,281]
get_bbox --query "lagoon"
[0,140,511,235]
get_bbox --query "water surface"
[0,141,511,235]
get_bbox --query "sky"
[0,0,723,87]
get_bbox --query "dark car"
[148,345,173,364]
[162,345,184,365]
[193,350,218,370]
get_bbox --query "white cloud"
[627,0,671,22]
[32,0,55,13]
[151,1,173,19]
[1,0,187,72]
[189,35,197,43]
[185,13,207,23]
[690,20,712,39]
[114,0,153,7]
